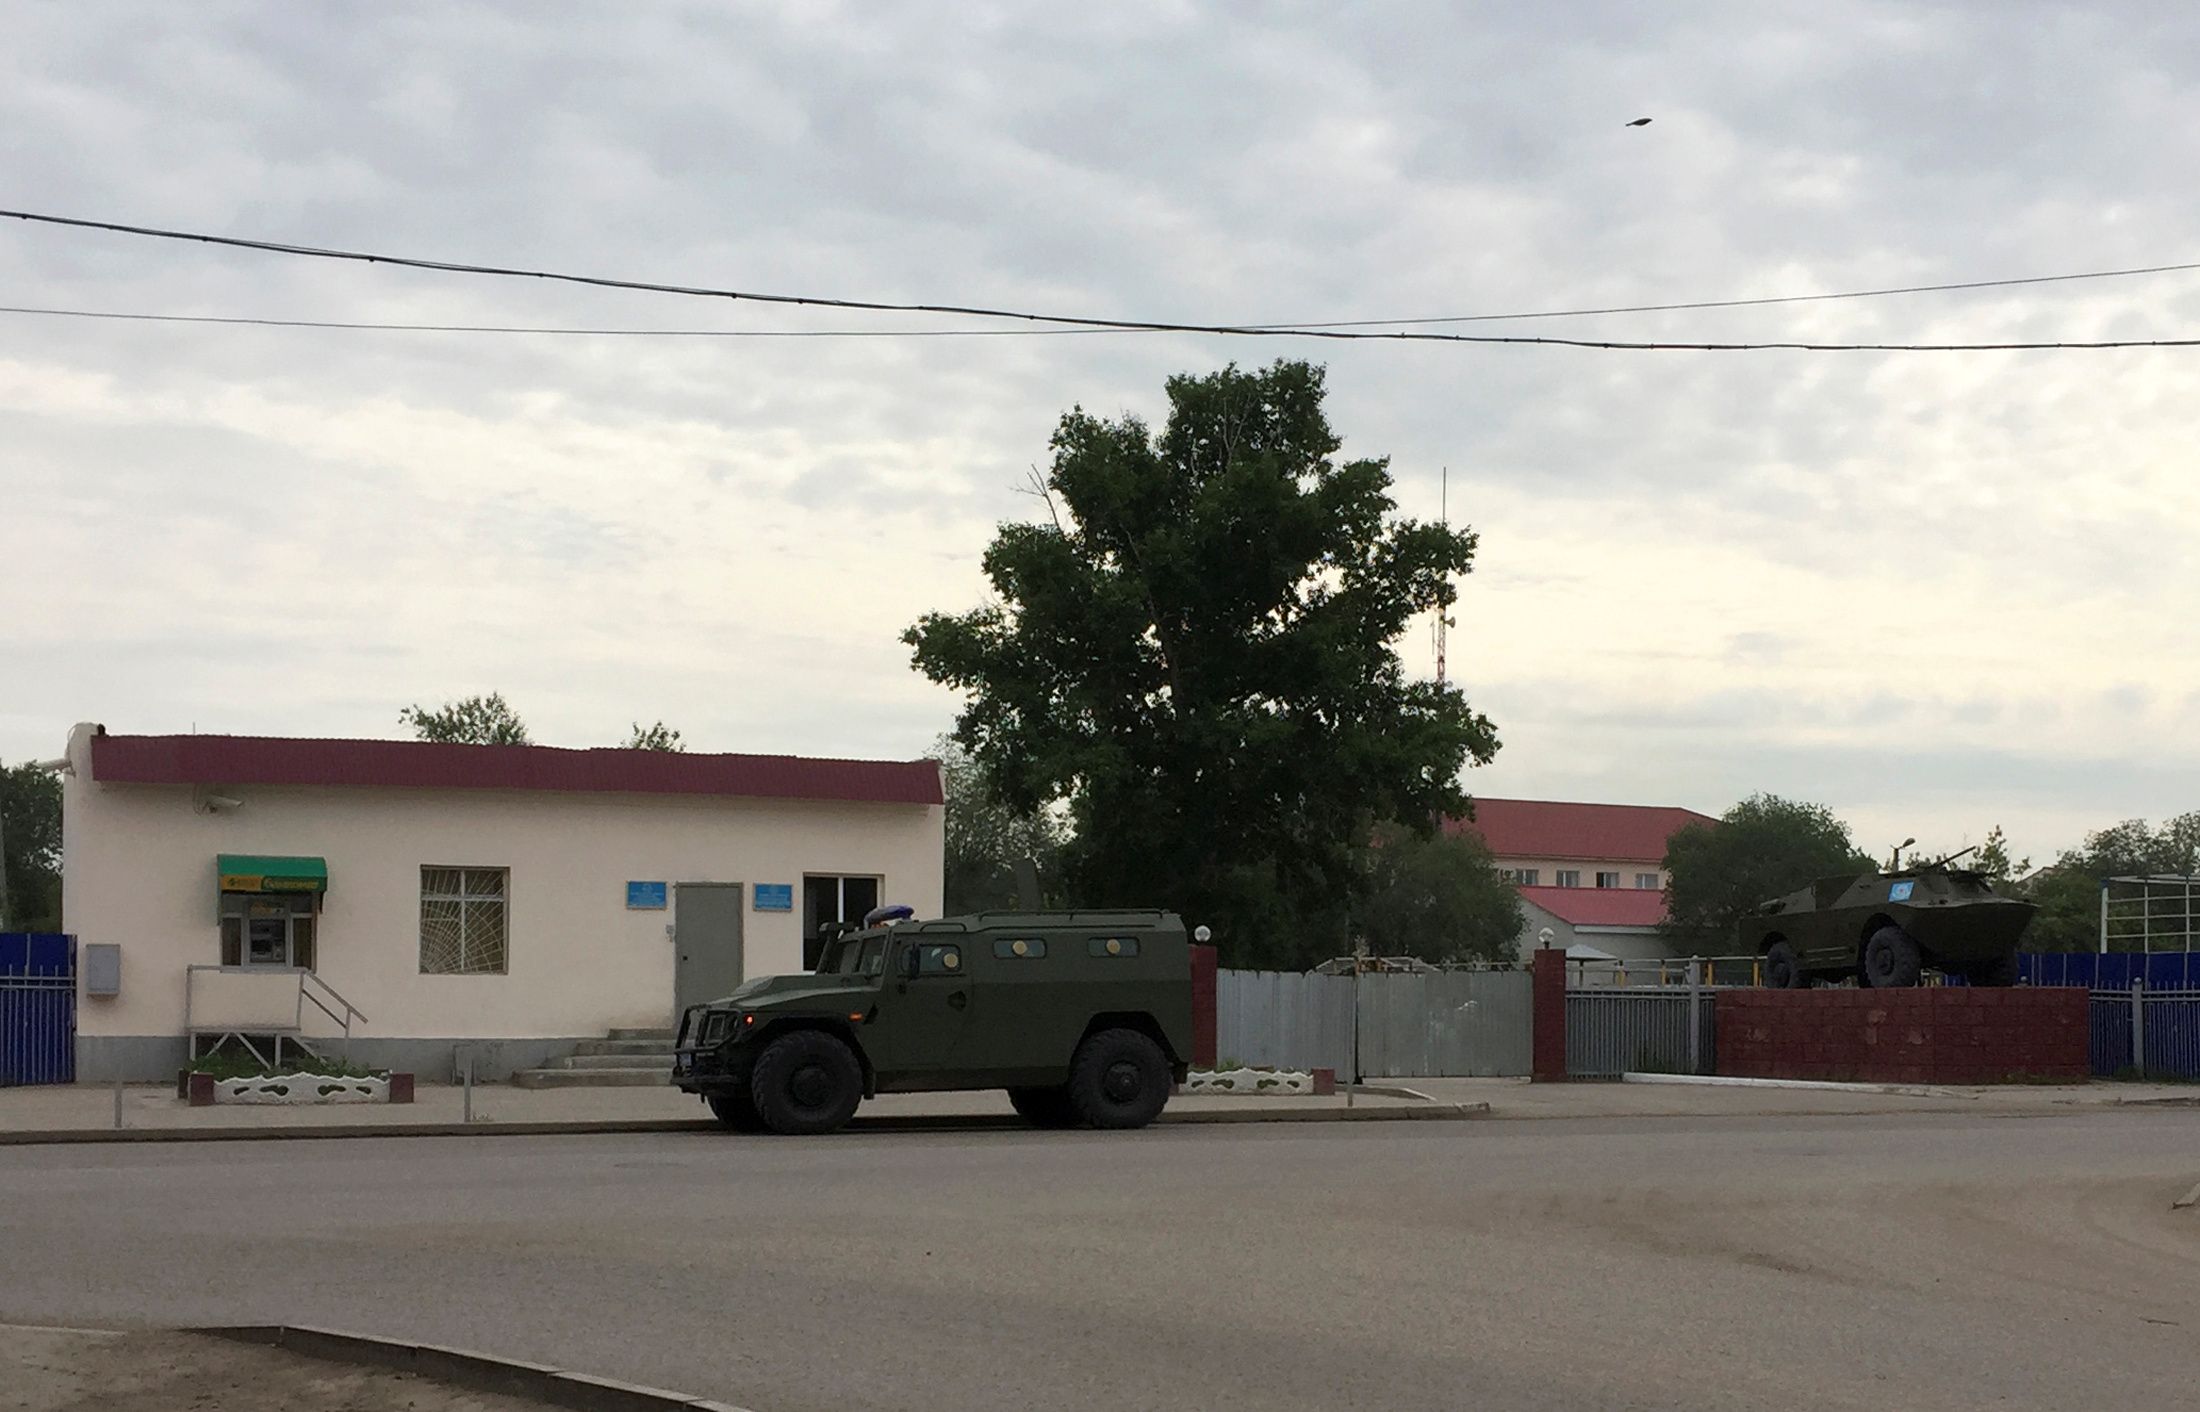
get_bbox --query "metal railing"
[2088,982,2200,1079]
[1564,954,1765,988]
[184,965,369,1066]
[1565,961,1718,1077]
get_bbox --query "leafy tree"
[1662,794,1876,950]
[1972,825,2026,880]
[399,693,531,745]
[0,761,63,932]
[936,735,1066,914]
[622,721,685,752]
[2020,813,2199,951]
[1355,820,1523,964]
[905,360,1498,969]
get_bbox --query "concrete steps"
[510,1026,677,1089]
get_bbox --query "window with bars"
[419,866,509,975]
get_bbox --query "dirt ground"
[1,1325,561,1412]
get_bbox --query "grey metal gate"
[1565,987,1712,1078]
[1216,968,1533,1078]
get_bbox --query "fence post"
[2131,977,2146,1077]
[1687,958,1704,1076]
[1531,949,1567,1082]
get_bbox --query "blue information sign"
[626,881,668,910]
[753,883,794,912]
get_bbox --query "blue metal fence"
[2021,951,2200,991]
[1,933,76,1085]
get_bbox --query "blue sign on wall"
[626,881,668,910]
[753,883,794,912]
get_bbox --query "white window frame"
[419,866,510,976]
[1596,872,1621,889]
[1554,869,1581,888]
[1636,873,1660,890]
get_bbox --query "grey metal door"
[674,884,745,1016]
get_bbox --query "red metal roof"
[1516,885,1669,929]
[88,733,944,806]
[1448,797,1716,864]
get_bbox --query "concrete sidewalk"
[1406,1076,2200,1119]
[0,1080,1433,1140]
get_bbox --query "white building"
[58,724,944,1080]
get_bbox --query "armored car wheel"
[1007,1085,1080,1128]
[1066,1028,1171,1130]
[750,1030,864,1135]
[707,1087,768,1133]
[1762,941,1808,990]
[1863,925,1923,989]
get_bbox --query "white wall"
[62,730,943,1045]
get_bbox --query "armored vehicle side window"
[1089,936,1139,958]
[915,943,963,976]
[993,938,1047,959]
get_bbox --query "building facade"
[1448,798,1716,961]
[59,725,944,1080]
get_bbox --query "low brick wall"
[1714,988,2089,1084]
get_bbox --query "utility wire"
[5,207,2200,352]
[1269,260,2200,328]
[0,304,1111,337]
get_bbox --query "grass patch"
[188,1049,384,1081]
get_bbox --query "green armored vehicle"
[1737,863,2036,989]
[673,908,1194,1135]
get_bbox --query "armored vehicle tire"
[1066,1028,1172,1130]
[1007,1085,1080,1128]
[1763,941,1807,989]
[1964,949,2019,988]
[1863,925,1923,989]
[750,1030,864,1135]
[707,1087,767,1133]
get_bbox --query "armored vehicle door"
[863,937,975,1082]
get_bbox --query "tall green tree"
[399,693,531,745]
[905,360,1499,968]
[936,735,1067,914]
[1662,794,1876,950]
[1355,821,1523,964]
[0,761,63,932]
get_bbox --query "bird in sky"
[1626,117,1653,127]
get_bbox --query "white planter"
[1183,1067,1315,1095]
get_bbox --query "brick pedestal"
[1714,987,2088,1084]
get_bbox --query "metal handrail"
[183,965,369,1063]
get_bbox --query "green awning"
[217,854,328,894]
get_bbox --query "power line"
[5,206,2200,352]
[1266,261,2200,329]
[0,304,1112,338]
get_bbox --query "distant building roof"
[1449,797,1716,864]
[1517,885,1669,930]
[86,732,944,807]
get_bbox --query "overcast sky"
[4,2,2197,865]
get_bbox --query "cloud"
[2,1,2196,865]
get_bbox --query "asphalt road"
[2,1113,2195,1412]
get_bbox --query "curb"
[1619,1072,1982,1100]
[199,1324,752,1412]
[0,1101,1487,1147]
